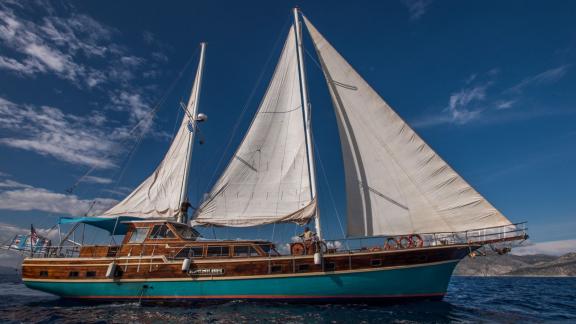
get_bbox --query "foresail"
[193,26,315,227]
[303,16,512,236]
[100,48,205,219]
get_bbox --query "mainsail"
[101,44,206,219]
[193,26,316,227]
[303,16,513,237]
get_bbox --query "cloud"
[0,179,32,189]
[512,239,576,256]
[0,97,123,169]
[402,0,432,21]
[446,84,488,124]
[508,65,570,93]
[413,65,570,128]
[81,176,113,184]
[0,1,153,89]
[0,182,117,216]
[495,100,516,110]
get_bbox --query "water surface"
[0,274,574,323]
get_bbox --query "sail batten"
[193,26,316,227]
[303,16,513,237]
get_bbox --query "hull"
[23,260,457,302]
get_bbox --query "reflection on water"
[0,275,574,323]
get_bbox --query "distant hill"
[455,253,576,276]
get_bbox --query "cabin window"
[149,225,176,239]
[259,244,279,256]
[370,259,382,267]
[176,246,204,258]
[233,246,260,257]
[172,224,199,239]
[325,262,336,271]
[206,246,229,257]
[270,265,283,273]
[68,271,79,278]
[297,264,310,272]
[128,227,149,243]
[39,271,48,277]
[86,271,97,277]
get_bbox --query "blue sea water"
[0,274,574,323]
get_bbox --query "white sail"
[193,26,316,227]
[303,16,513,237]
[100,45,206,219]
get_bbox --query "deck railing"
[26,223,527,259]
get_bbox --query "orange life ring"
[384,237,399,250]
[290,242,305,256]
[398,236,411,249]
[409,234,424,248]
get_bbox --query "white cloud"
[446,84,488,124]
[512,239,576,256]
[0,184,117,216]
[0,179,32,189]
[0,96,122,168]
[496,100,516,110]
[81,176,113,184]
[402,0,432,21]
[508,65,570,93]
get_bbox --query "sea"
[0,274,574,323]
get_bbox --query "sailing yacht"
[21,9,527,302]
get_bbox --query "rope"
[313,135,349,250]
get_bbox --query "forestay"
[193,26,316,227]
[100,48,205,219]
[303,16,513,237]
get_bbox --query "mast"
[293,8,322,239]
[178,42,207,223]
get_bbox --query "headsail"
[303,16,512,237]
[100,44,206,219]
[193,26,316,227]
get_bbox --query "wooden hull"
[22,245,472,302]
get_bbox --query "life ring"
[398,236,411,249]
[384,237,399,250]
[290,243,305,256]
[409,234,424,248]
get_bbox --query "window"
[175,246,204,258]
[259,244,279,256]
[297,264,310,272]
[149,225,176,239]
[86,271,97,278]
[128,227,149,243]
[370,259,382,267]
[172,224,199,240]
[270,265,283,273]
[39,271,48,277]
[68,271,79,278]
[206,246,229,257]
[325,262,336,272]
[233,246,260,257]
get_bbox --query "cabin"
[75,220,280,260]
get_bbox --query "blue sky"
[0,0,574,251]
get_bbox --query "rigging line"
[200,15,292,196]
[312,134,349,249]
[66,47,201,196]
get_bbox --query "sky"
[0,0,575,255]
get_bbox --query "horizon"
[0,1,575,257]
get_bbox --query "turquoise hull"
[24,261,458,302]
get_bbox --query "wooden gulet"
[21,8,528,303]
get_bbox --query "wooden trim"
[23,259,459,283]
